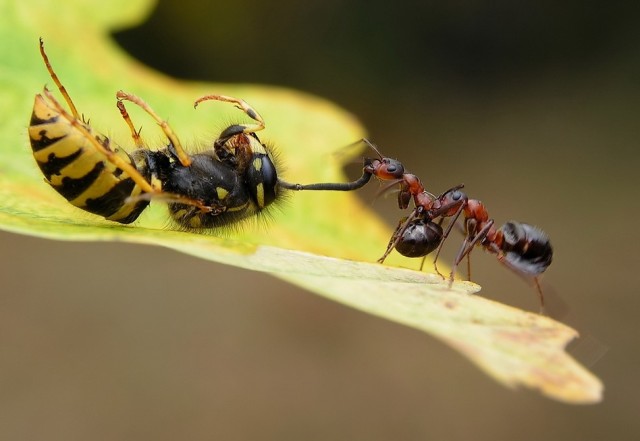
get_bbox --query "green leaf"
[0,0,602,403]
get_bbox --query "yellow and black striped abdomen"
[29,94,150,224]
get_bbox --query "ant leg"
[448,219,495,286]
[116,90,192,167]
[116,100,144,148]
[431,221,448,277]
[39,38,80,119]
[419,256,428,271]
[379,220,407,264]
[430,197,467,278]
[492,246,546,311]
[377,208,421,263]
[378,179,405,195]
[43,89,157,194]
[533,278,546,313]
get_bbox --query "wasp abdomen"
[29,94,150,224]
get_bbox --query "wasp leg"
[39,38,80,119]
[45,89,220,215]
[116,100,144,148]
[194,94,265,144]
[116,90,192,167]
[194,94,268,168]
[42,88,159,196]
[125,192,225,215]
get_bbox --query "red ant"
[379,183,553,307]
[280,139,553,307]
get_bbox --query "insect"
[30,39,552,303]
[381,183,553,305]
[359,151,553,306]
[30,39,311,229]
[287,139,553,306]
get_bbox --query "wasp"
[30,39,331,230]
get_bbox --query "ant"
[380,184,553,307]
[283,139,553,308]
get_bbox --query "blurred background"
[2,1,640,439]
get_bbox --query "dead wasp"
[29,39,362,229]
[29,39,371,229]
[29,39,276,228]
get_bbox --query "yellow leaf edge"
[0,219,603,405]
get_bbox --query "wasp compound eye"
[246,153,278,208]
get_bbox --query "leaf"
[0,0,603,403]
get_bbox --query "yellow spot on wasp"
[216,187,229,200]
[255,183,265,208]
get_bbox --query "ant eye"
[385,159,405,177]
[452,191,462,200]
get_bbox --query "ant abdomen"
[395,218,443,258]
[499,221,553,275]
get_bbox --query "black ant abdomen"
[394,218,444,258]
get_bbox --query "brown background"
[2,1,639,440]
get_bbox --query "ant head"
[380,158,405,178]
[439,184,467,206]
[364,157,405,180]
[360,138,406,179]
